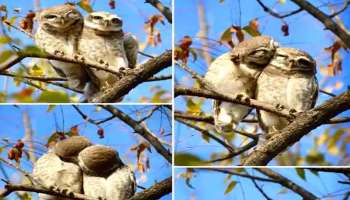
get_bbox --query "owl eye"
[111,18,122,24]
[44,14,57,20]
[297,58,312,66]
[92,15,103,20]
[251,49,267,57]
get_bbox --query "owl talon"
[275,103,285,111]
[54,50,64,56]
[289,108,298,116]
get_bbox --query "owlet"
[78,145,136,200]
[34,4,89,90]
[256,47,318,137]
[79,11,139,98]
[205,36,279,132]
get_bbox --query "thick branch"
[90,50,172,102]
[175,87,293,119]
[290,0,350,48]
[127,177,171,200]
[0,184,93,200]
[145,0,172,23]
[175,111,350,125]
[243,90,350,166]
[257,168,318,200]
[303,167,350,174]
[101,105,172,163]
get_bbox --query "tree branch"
[257,168,318,200]
[127,177,171,200]
[175,87,293,119]
[89,50,172,102]
[101,105,172,163]
[290,0,350,48]
[329,0,350,18]
[256,0,303,19]
[0,184,94,200]
[145,0,172,23]
[243,90,350,165]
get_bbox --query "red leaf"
[281,23,289,36]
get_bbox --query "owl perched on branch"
[79,11,139,99]
[205,36,279,132]
[256,47,318,137]
[78,145,136,200]
[34,4,89,91]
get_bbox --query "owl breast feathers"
[34,4,89,91]
[205,36,279,132]
[79,11,139,99]
[256,47,318,135]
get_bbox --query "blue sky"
[175,167,350,200]
[174,0,350,165]
[0,105,171,200]
[0,0,172,102]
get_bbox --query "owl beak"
[104,20,110,27]
[60,17,65,25]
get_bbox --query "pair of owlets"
[35,4,138,98]
[205,36,318,136]
[32,136,135,200]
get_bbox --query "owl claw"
[74,54,85,62]
[289,108,298,116]
[275,103,285,111]
[54,50,64,56]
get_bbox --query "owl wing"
[83,174,107,199]
[33,153,83,200]
[123,33,139,68]
[106,166,136,200]
[310,76,319,108]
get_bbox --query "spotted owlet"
[78,145,136,200]
[32,136,92,200]
[34,4,89,91]
[256,47,318,137]
[78,11,139,98]
[205,36,279,132]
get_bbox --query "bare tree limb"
[251,178,273,200]
[243,90,350,166]
[329,0,350,18]
[303,167,350,174]
[290,0,350,48]
[145,0,172,23]
[89,50,172,102]
[127,177,171,200]
[257,168,318,200]
[175,87,293,119]
[175,110,350,125]
[0,184,94,200]
[101,105,172,163]
[256,0,303,19]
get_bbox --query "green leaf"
[189,48,197,62]
[308,169,319,177]
[0,50,14,64]
[278,0,286,4]
[37,91,70,103]
[22,45,45,56]
[295,168,306,180]
[77,1,93,13]
[46,105,56,112]
[219,0,225,2]
[224,180,237,195]
[0,36,12,45]
[174,153,205,166]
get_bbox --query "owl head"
[37,4,83,32]
[85,11,123,33]
[53,136,92,163]
[270,47,316,74]
[231,36,279,67]
[78,145,124,176]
